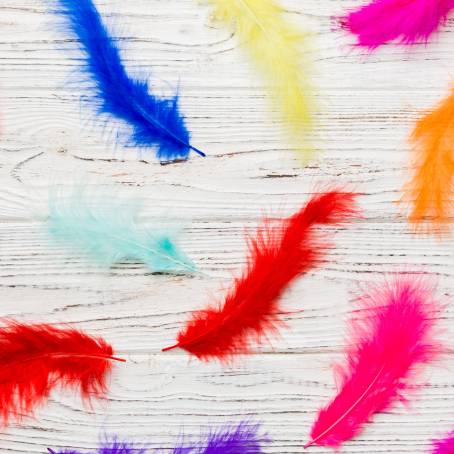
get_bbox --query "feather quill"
[53,0,204,162]
[431,430,454,453]
[403,87,454,235]
[163,190,357,361]
[0,321,123,428]
[305,276,443,449]
[341,0,454,49]
[47,186,195,274]
[203,0,316,157]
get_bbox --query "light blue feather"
[53,0,204,162]
[47,186,195,274]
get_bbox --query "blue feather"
[54,0,204,162]
[47,186,196,274]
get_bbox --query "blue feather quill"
[47,186,195,274]
[54,0,204,162]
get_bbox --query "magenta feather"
[341,0,454,49]
[432,431,454,453]
[305,275,443,449]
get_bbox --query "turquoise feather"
[47,187,195,274]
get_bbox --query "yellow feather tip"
[205,0,317,161]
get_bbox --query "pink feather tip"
[305,275,444,449]
[341,0,454,49]
[432,430,454,453]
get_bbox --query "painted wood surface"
[0,0,454,452]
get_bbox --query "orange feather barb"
[404,86,454,235]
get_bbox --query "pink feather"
[432,431,454,453]
[341,0,454,49]
[305,276,443,449]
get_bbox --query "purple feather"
[48,450,82,454]
[48,438,148,454]
[154,435,194,454]
[160,446,194,454]
[432,431,454,453]
[47,423,269,454]
[97,439,147,454]
[199,421,269,453]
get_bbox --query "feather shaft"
[304,365,384,449]
[163,190,357,361]
[6,352,126,365]
[54,0,203,161]
[136,106,205,157]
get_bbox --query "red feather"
[0,321,124,427]
[162,190,358,361]
[305,276,443,449]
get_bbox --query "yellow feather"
[204,0,316,159]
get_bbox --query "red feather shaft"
[0,321,123,427]
[305,276,443,449]
[163,190,358,361]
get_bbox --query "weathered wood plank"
[0,1,453,452]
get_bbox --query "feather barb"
[0,321,123,427]
[341,0,454,49]
[403,86,454,235]
[431,429,454,453]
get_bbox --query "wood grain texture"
[0,0,454,452]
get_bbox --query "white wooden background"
[1,0,454,452]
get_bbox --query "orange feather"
[404,86,454,235]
